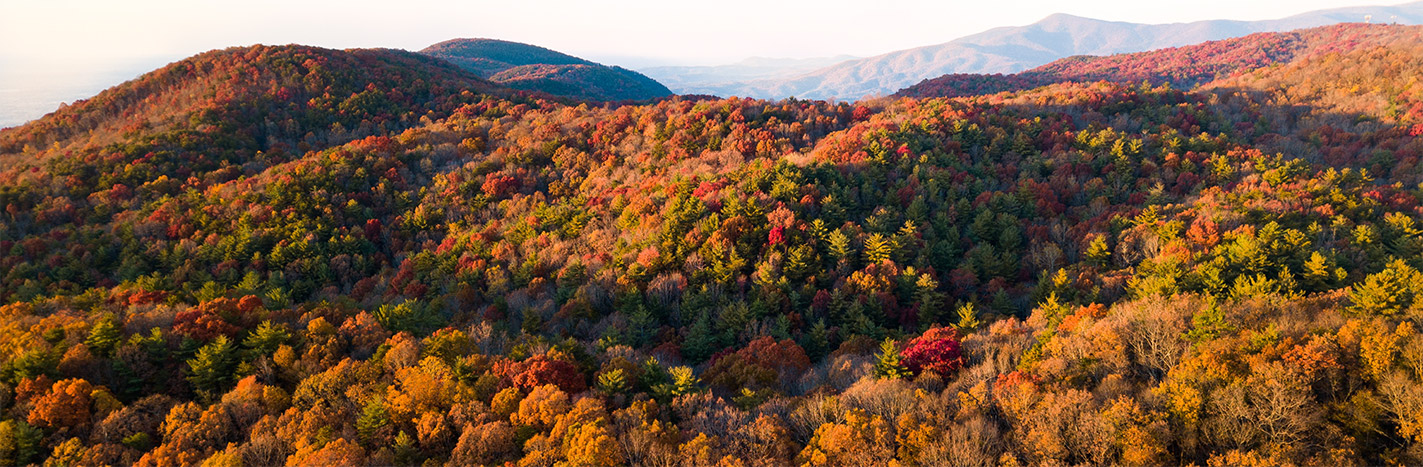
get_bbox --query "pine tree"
[863,233,892,264]
[393,430,418,464]
[801,319,831,360]
[243,320,290,358]
[1301,251,1346,292]
[627,305,656,348]
[0,420,42,466]
[784,244,816,281]
[1186,296,1234,342]
[186,335,236,402]
[827,229,851,261]
[668,366,700,396]
[682,311,719,363]
[85,314,122,357]
[638,357,669,393]
[1349,260,1422,316]
[954,302,981,331]
[596,369,628,394]
[1087,235,1112,267]
[894,220,919,256]
[356,397,390,444]
[808,219,830,243]
[874,338,911,380]
[914,274,944,326]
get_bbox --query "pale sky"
[2,0,1415,69]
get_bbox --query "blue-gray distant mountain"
[639,55,858,96]
[668,1,1423,100]
[421,38,672,101]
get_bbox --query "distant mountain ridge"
[420,38,673,102]
[896,23,1423,98]
[665,1,1423,100]
[639,55,858,95]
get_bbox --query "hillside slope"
[0,44,500,202]
[420,38,672,101]
[4,23,1423,467]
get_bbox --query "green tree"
[873,338,911,380]
[668,366,700,396]
[85,314,123,357]
[801,319,831,360]
[596,369,628,395]
[682,311,719,363]
[186,335,237,401]
[0,420,42,466]
[1349,259,1422,316]
[1186,296,1234,342]
[1086,235,1111,267]
[954,302,982,331]
[1301,251,1346,292]
[863,233,892,264]
[827,229,851,262]
[243,320,290,358]
[914,274,944,326]
[356,397,391,445]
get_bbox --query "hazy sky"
[2,0,1416,69]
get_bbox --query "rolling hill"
[4,21,1423,467]
[420,38,673,101]
[0,44,501,194]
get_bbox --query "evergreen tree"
[393,431,418,464]
[801,319,831,360]
[863,233,892,264]
[954,302,982,331]
[874,338,911,380]
[596,369,628,394]
[85,314,122,357]
[356,397,390,445]
[627,305,656,348]
[1186,296,1234,342]
[827,229,851,262]
[243,320,290,358]
[1348,259,1422,316]
[914,274,944,326]
[186,335,237,402]
[668,366,700,396]
[682,311,720,363]
[1301,251,1346,292]
[1086,235,1112,267]
[0,420,42,466]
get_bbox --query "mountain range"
[645,0,1423,99]
[896,21,1423,98]
[3,13,1423,465]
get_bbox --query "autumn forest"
[1,21,1423,466]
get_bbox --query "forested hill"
[0,44,501,187]
[420,38,674,102]
[896,23,1423,98]
[0,23,1422,466]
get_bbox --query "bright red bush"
[899,327,965,377]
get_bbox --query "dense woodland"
[0,22,1422,466]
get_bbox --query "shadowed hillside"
[421,38,673,101]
